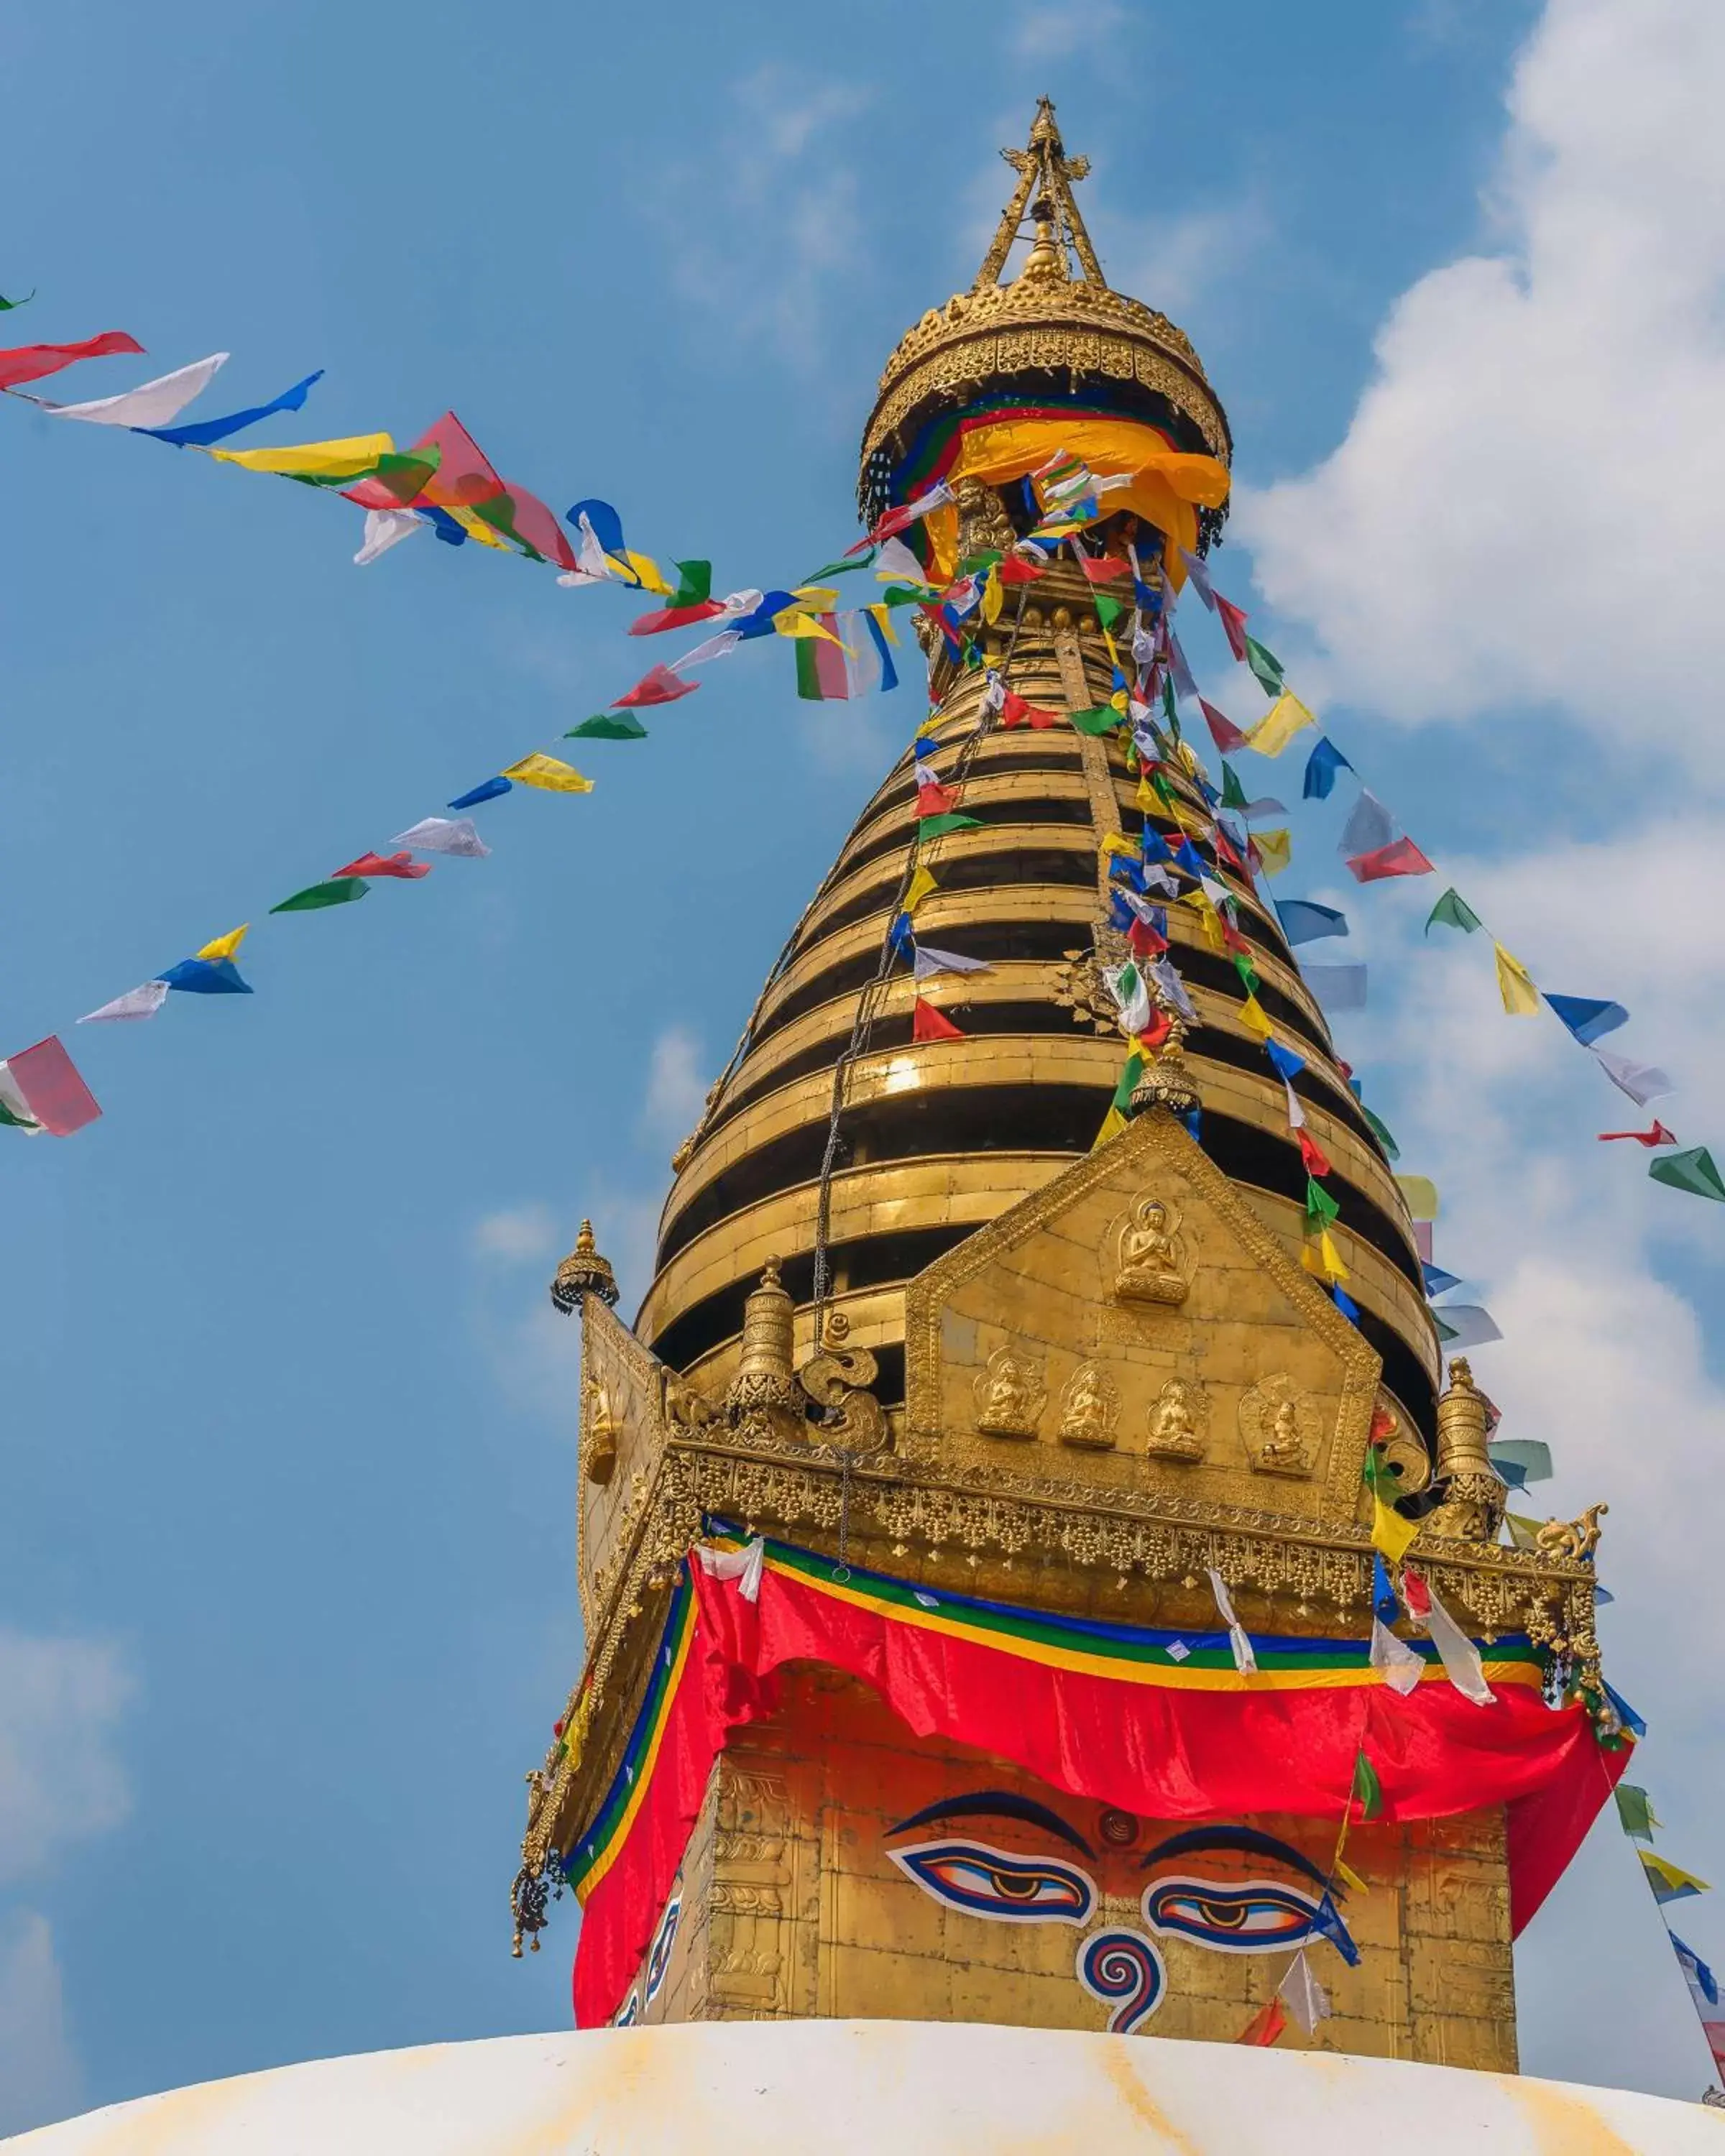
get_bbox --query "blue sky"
[5,0,1724,2131]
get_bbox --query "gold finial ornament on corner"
[722,1258,805,1427]
[1426,1355,1507,1541]
[551,1219,619,1314]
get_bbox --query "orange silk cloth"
[920,415,1230,588]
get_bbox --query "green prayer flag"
[1232,951,1261,995]
[0,289,34,311]
[880,584,932,609]
[957,550,1003,577]
[1220,762,1250,811]
[1614,1784,1661,1843]
[270,877,369,913]
[1070,706,1121,737]
[0,1098,40,1130]
[1243,635,1284,696]
[299,446,438,502]
[1425,888,1483,936]
[1650,1146,1725,1202]
[802,553,873,581]
[1351,1749,1384,1821]
[1305,1176,1340,1225]
[670,558,713,607]
[567,713,648,740]
[1162,676,1178,723]
[1361,1104,1401,1161]
[918,812,983,839]
[1113,1052,1146,1112]
[1095,594,1125,632]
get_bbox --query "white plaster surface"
[5,2019,1721,2154]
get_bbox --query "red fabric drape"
[571,1558,1624,2027]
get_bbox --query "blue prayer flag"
[1302,737,1353,801]
[138,368,323,448]
[1141,827,1174,866]
[1604,1682,1647,1738]
[565,496,628,558]
[1544,992,1629,1046]
[1332,1284,1361,1325]
[1274,899,1349,947]
[1371,1552,1399,1625]
[1264,1038,1306,1082]
[157,957,252,995]
[1422,1264,1463,1298]
[1312,1892,1361,1968]
[1673,1935,1719,2007]
[423,505,469,546]
[448,777,511,810]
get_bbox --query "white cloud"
[0,1912,82,2137]
[0,1632,132,1887]
[1238,0,1725,792]
[658,67,871,369]
[472,1202,560,1264]
[1008,0,1125,60]
[641,1026,709,1148]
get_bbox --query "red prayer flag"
[1126,918,1168,959]
[1347,837,1435,883]
[333,851,431,881]
[614,663,700,709]
[1298,1130,1333,1178]
[0,330,142,393]
[1213,829,1248,876]
[1077,554,1131,583]
[1215,595,1250,662]
[1598,1123,1678,1147]
[4,1035,101,1135]
[996,556,1045,585]
[912,997,965,1042]
[1138,1008,1173,1053]
[916,780,959,818]
[1236,1996,1288,2047]
[1200,699,1249,754]
[628,601,725,637]
[1000,690,1059,730]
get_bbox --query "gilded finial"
[1426,1352,1506,1542]
[723,1256,804,1425]
[973,96,1104,292]
[550,1219,619,1314]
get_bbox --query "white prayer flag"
[78,980,170,1024]
[26,351,227,427]
[1105,962,1151,1038]
[1179,548,1217,610]
[1592,1048,1673,1107]
[1150,957,1195,1021]
[1206,1567,1257,1674]
[1279,1950,1331,2035]
[914,946,992,982]
[354,508,426,565]
[874,536,926,586]
[1282,1077,1307,1131]
[1435,1304,1503,1352]
[391,816,489,859]
[1369,1616,1423,1695]
[1404,1574,1495,1705]
[1340,790,1394,859]
[671,629,742,672]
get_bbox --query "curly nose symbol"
[1076,1927,1166,2034]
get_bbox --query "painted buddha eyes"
[1143,1876,1329,1952]
[888,1838,1098,1924]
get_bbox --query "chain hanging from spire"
[972,96,1105,291]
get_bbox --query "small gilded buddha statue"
[1113,1196,1189,1307]
[1059,1362,1117,1450]
[584,1378,619,1485]
[1144,1377,1205,1462]
[974,1347,1044,1440]
[1256,1398,1308,1473]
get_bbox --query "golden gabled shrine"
[515,101,1617,2073]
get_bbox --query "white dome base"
[4,2019,1717,2154]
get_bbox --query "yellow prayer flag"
[211,433,394,479]
[905,865,939,913]
[1169,801,1210,838]
[1254,828,1292,877]
[981,566,1003,625]
[1246,690,1317,759]
[1335,1858,1368,1896]
[1100,831,1138,862]
[502,753,593,794]
[791,585,841,609]
[445,503,510,550]
[1395,1174,1440,1221]
[619,551,674,596]
[867,604,899,645]
[196,924,249,962]
[1494,941,1541,1015]
[1093,1106,1128,1150]
[1371,1492,1420,1565]
[1238,992,1274,1040]
[1302,1228,1349,1284]
[773,609,845,646]
[1640,1851,1711,1897]
[1136,773,1157,810]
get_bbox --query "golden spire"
[973,96,1105,291]
[550,1219,619,1314]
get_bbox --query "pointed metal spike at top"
[973,96,1105,292]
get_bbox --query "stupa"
[18,100,1701,2156]
[515,101,1621,2069]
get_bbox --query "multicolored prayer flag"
[795,610,898,699]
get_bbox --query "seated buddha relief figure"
[1144,1376,1207,1463]
[1113,1194,1190,1307]
[973,1345,1046,1441]
[1059,1361,1118,1450]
